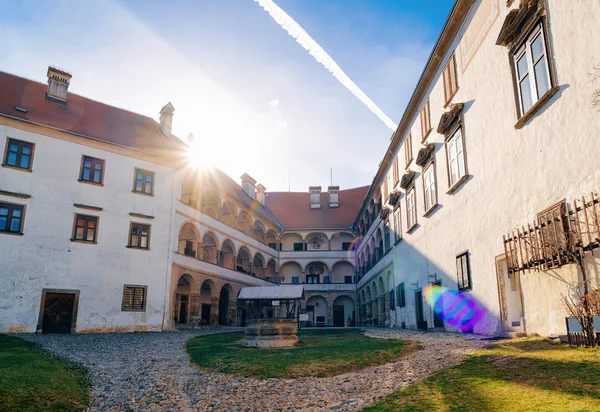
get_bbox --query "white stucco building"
[1,0,598,337]
[354,0,600,337]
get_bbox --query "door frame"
[415,289,427,330]
[495,254,526,334]
[37,288,80,333]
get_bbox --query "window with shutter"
[420,99,431,142]
[405,133,413,168]
[383,178,389,202]
[122,285,147,311]
[443,54,459,105]
[393,158,399,185]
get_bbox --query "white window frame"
[446,127,466,188]
[423,163,437,213]
[406,188,417,231]
[512,23,551,117]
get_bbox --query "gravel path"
[21,328,490,411]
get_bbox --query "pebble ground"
[21,327,489,411]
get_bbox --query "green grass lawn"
[364,337,600,412]
[187,328,414,379]
[0,335,90,411]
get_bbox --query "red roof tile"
[264,186,369,229]
[0,71,187,159]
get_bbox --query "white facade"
[0,120,177,332]
[355,0,600,336]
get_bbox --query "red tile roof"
[0,71,187,159]
[264,186,369,229]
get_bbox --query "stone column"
[383,293,390,327]
[327,302,334,327]
[228,300,237,326]
[371,300,378,325]
[378,295,385,326]
[210,296,219,326]
[189,293,200,318]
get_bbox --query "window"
[512,23,552,117]
[128,223,150,249]
[268,242,277,250]
[344,275,353,284]
[383,178,389,202]
[392,158,399,185]
[0,202,24,234]
[423,163,437,213]
[292,276,299,284]
[397,282,406,307]
[389,289,396,310]
[293,242,305,251]
[306,274,319,284]
[79,156,105,184]
[3,138,34,170]
[133,168,154,195]
[393,206,402,242]
[420,99,431,142]
[184,240,196,257]
[342,242,352,251]
[405,133,413,167]
[122,285,147,311]
[406,188,417,231]
[456,251,472,291]
[323,275,330,284]
[442,54,459,105]
[384,223,391,252]
[72,214,98,243]
[446,127,467,188]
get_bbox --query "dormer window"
[310,186,321,209]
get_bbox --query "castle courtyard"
[14,329,487,411]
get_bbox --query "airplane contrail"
[253,0,398,131]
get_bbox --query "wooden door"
[42,293,75,334]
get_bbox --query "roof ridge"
[1,70,171,134]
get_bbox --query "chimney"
[256,184,267,204]
[159,102,175,136]
[241,173,257,199]
[328,186,339,208]
[309,186,321,209]
[46,66,72,103]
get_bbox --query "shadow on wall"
[358,240,502,335]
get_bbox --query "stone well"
[243,318,298,348]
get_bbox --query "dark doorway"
[201,304,211,325]
[218,287,229,325]
[177,295,189,324]
[42,292,76,333]
[333,305,344,327]
[433,281,444,328]
[415,290,427,330]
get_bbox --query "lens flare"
[423,285,486,332]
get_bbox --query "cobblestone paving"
[21,328,490,411]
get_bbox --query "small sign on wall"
[272,300,280,306]
[299,313,309,321]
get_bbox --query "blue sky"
[0,0,453,192]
